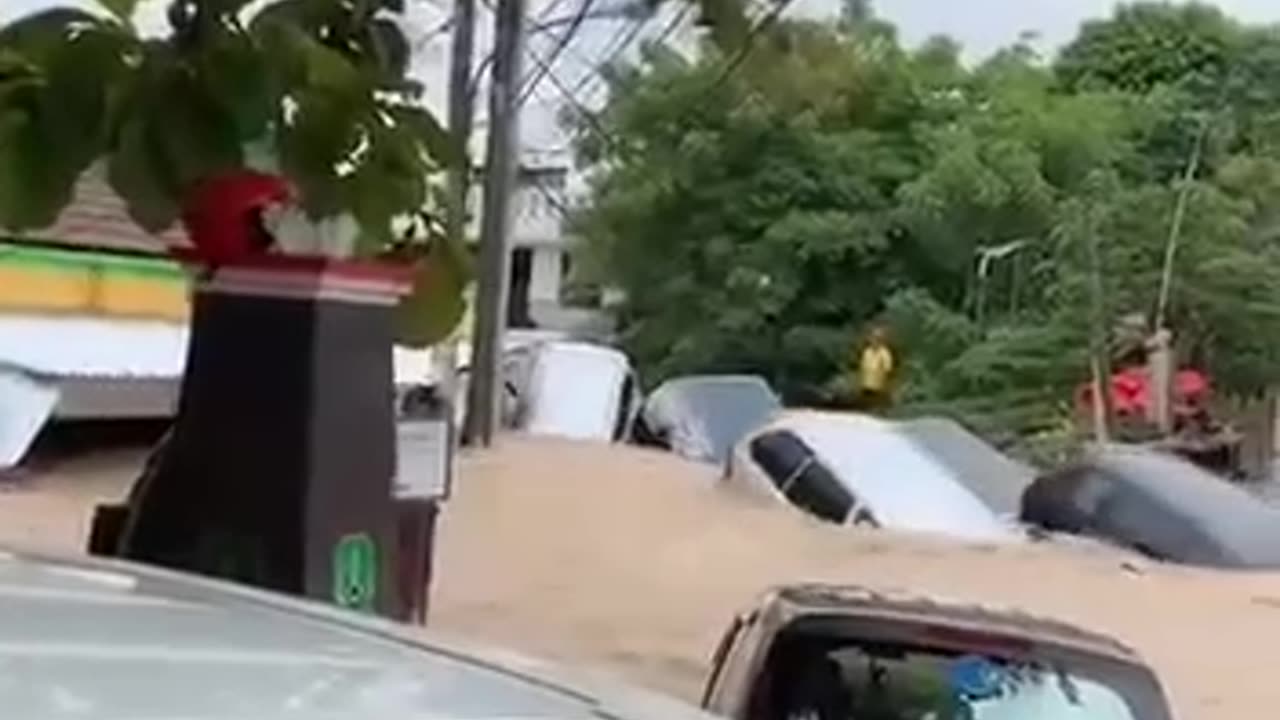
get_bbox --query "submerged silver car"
[0,548,716,720]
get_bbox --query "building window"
[507,247,536,329]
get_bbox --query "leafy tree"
[0,0,466,343]
[1055,2,1239,95]
[572,5,1280,445]
[575,23,953,400]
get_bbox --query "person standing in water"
[855,326,895,413]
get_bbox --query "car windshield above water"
[641,374,782,465]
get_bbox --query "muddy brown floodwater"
[435,437,1280,720]
[6,436,1280,720]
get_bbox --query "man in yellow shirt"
[855,326,895,412]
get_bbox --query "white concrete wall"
[529,247,563,303]
[466,165,569,249]
[513,183,562,247]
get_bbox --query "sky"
[6,0,1280,157]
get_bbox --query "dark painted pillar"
[90,259,430,621]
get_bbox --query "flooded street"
[5,435,1280,719]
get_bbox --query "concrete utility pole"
[464,0,525,446]
[436,0,478,423]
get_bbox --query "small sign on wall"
[394,384,455,501]
[395,418,452,500]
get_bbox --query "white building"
[465,152,611,338]
[509,156,571,328]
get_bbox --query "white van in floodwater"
[518,341,638,442]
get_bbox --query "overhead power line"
[469,0,635,101]
[699,0,794,102]
[567,3,674,99]
[539,0,795,166]
[520,32,620,153]
[517,0,599,105]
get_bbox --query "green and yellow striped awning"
[0,242,191,322]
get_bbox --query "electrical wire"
[567,2,680,99]
[520,36,621,155]
[511,0,793,224]
[469,0,624,103]
[568,12,643,96]
[475,0,795,208]
[517,0,599,105]
[698,0,793,104]
[530,0,794,170]
[530,175,574,219]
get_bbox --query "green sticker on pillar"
[332,532,378,612]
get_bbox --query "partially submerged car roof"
[892,416,1036,516]
[1067,445,1280,567]
[642,374,781,465]
[744,411,1017,541]
[0,548,715,720]
[761,583,1143,664]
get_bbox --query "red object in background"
[180,171,293,266]
[1077,367,1211,418]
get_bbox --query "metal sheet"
[0,314,188,379]
[52,377,179,419]
[0,369,57,468]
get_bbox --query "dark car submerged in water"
[1022,445,1280,569]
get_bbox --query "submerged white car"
[518,341,639,442]
[725,411,1021,543]
[0,548,717,720]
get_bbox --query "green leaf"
[277,89,361,217]
[38,28,135,170]
[388,104,461,168]
[0,112,80,230]
[0,9,104,54]
[108,110,181,233]
[344,118,431,247]
[94,0,139,24]
[256,21,366,95]
[204,0,258,12]
[396,244,469,347]
[196,28,275,141]
[152,72,244,189]
[0,51,40,106]
[0,13,130,231]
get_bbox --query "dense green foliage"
[0,0,453,240]
[0,0,466,344]
[571,2,1280,438]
